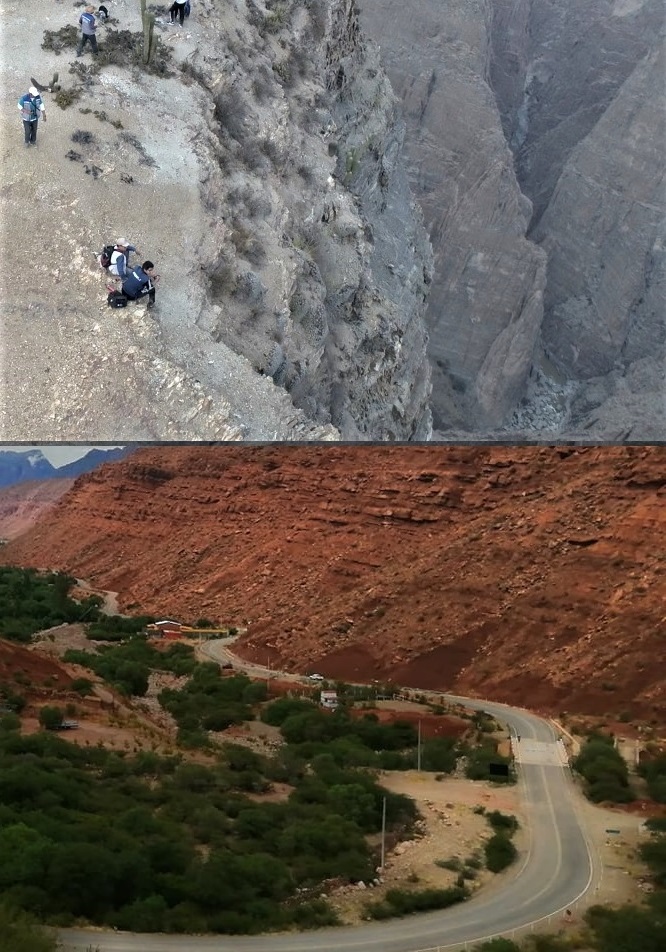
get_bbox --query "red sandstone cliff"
[3,445,665,719]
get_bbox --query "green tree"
[0,824,53,888]
[585,902,666,952]
[38,707,63,731]
[484,834,517,873]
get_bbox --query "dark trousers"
[170,1,186,24]
[77,33,99,55]
[123,287,156,305]
[23,120,38,144]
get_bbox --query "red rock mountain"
[0,478,75,541]
[3,445,665,720]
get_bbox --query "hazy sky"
[2,445,124,467]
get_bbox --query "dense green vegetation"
[159,664,267,750]
[85,614,156,641]
[63,638,198,698]
[573,733,634,803]
[37,707,64,731]
[0,568,102,642]
[481,809,519,873]
[261,696,460,772]
[464,740,515,784]
[0,722,417,934]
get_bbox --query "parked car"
[309,673,325,681]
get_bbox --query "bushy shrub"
[573,736,633,803]
[484,834,517,873]
[366,885,467,919]
[486,810,519,835]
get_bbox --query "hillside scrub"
[0,904,58,952]
[365,885,468,920]
[573,733,634,803]
[159,667,267,750]
[0,724,413,934]
[261,696,462,771]
[638,754,666,803]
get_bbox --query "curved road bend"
[61,650,599,952]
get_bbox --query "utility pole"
[417,719,422,772]
[380,795,387,871]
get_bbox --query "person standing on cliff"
[76,6,99,57]
[169,0,187,25]
[18,86,46,147]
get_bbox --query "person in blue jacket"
[121,261,157,307]
[18,87,46,146]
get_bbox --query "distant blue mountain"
[0,447,133,489]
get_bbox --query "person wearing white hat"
[108,240,138,279]
[17,86,46,146]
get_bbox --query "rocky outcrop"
[5,444,666,719]
[3,0,432,442]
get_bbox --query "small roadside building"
[146,620,184,638]
[320,690,338,710]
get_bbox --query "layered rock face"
[5,445,665,719]
[360,0,665,437]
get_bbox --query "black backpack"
[107,290,128,308]
[100,244,115,269]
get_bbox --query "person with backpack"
[99,241,137,278]
[110,240,137,279]
[121,261,157,307]
[77,6,99,57]
[17,86,46,146]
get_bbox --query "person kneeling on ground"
[109,240,137,279]
[122,260,156,307]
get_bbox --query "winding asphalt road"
[60,643,599,952]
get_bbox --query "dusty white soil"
[0,0,336,439]
[327,773,526,924]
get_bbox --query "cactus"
[141,0,157,63]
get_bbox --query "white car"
[309,673,325,681]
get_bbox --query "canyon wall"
[360,0,665,437]
[4,445,665,719]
